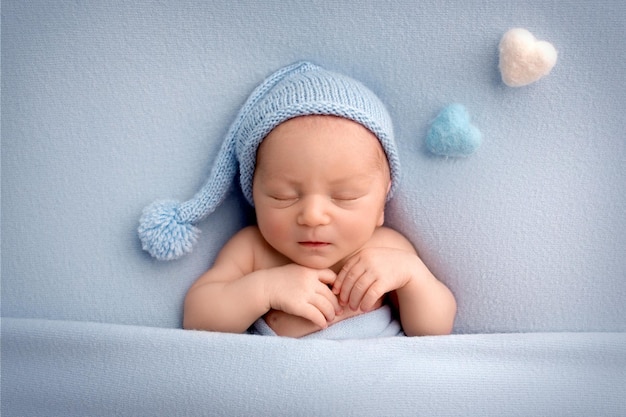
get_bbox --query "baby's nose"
[297,195,331,226]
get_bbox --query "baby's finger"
[316,268,338,286]
[359,281,386,312]
[333,257,357,294]
[338,263,367,307]
[313,293,340,322]
[297,304,329,330]
[318,285,343,315]
[347,273,376,311]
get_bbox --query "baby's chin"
[286,247,356,272]
[294,260,333,270]
[297,260,348,275]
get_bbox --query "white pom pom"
[138,200,200,261]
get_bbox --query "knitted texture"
[138,61,400,260]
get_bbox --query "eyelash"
[332,195,359,202]
[271,195,297,201]
[269,195,361,206]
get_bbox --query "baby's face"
[253,115,391,271]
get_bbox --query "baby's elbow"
[182,297,207,331]
[404,301,457,337]
[182,311,199,331]
[432,299,458,336]
[404,322,454,337]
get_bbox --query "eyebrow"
[329,172,380,185]
[255,170,378,187]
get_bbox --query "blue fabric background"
[2,2,625,416]
[2,0,625,333]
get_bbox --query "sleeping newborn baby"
[138,62,456,338]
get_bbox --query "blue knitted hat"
[138,61,400,260]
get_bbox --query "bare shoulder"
[227,225,266,246]
[215,225,265,263]
[370,226,417,252]
[190,226,264,286]
[214,225,288,271]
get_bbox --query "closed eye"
[268,195,299,207]
[331,194,363,203]
[271,195,298,201]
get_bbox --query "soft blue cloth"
[251,305,403,339]
[3,0,624,335]
[2,1,625,415]
[3,318,625,416]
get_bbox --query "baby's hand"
[265,264,343,330]
[333,247,416,312]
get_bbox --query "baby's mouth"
[298,241,331,248]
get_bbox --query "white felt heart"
[499,28,558,87]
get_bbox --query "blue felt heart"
[426,104,482,157]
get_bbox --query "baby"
[138,62,456,337]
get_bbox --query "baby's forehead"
[315,116,390,165]
[254,115,391,185]
[261,115,389,158]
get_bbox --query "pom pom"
[426,104,482,157]
[499,28,558,87]
[138,200,200,261]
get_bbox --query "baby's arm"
[333,228,456,336]
[183,228,272,332]
[183,227,341,333]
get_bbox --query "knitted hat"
[138,61,400,260]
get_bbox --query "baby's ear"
[377,211,385,227]
[378,189,389,226]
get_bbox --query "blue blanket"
[3,318,625,416]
